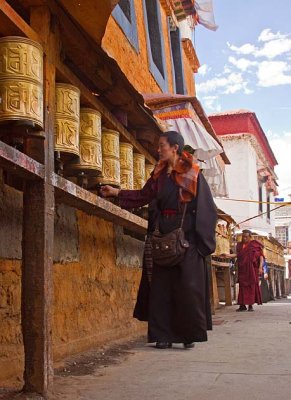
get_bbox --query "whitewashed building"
[209,110,278,236]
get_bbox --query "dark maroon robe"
[237,240,263,306]
[119,170,217,344]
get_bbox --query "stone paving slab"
[50,300,291,400]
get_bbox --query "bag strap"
[180,202,187,229]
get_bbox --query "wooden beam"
[57,61,157,165]
[0,140,45,180]
[53,173,148,235]
[0,0,39,40]
[22,6,56,396]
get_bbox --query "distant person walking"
[236,230,264,312]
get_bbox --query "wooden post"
[223,268,232,306]
[22,6,56,396]
[207,256,215,314]
[212,267,219,311]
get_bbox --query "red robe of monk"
[237,240,263,306]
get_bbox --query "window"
[275,226,288,247]
[266,193,270,221]
[112,0,139,51]
[169,24,186,94]
[143,0,168,91]
[258,184,263,213]
[119,0,131,21]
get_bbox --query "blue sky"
[194,0,291,196]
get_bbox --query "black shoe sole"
[155,343,172,349]
[184,343,195,349]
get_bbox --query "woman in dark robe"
[101,131,217,349]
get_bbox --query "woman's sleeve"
[118,177,156,209]
[195,173,217,257]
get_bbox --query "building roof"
[209,110,278,169]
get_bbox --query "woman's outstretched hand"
[100,185,120,198]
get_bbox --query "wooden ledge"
[0,141,148,234]
[53,173,148,235]
[0,141,45,180]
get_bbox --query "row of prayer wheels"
[54,83,154,188]
[0,36,155,190]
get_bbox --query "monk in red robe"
[236,230,264,312]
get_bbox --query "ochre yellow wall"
[0,211,144,385]
[103,1,177,94]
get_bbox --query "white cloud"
[223,65,232,74]
[258,28,288,42]
[227,42,256,55]
[269,132,291,196]
[228,56,258,71]
[228,29,291,59]
[196,72,253,96]
[256,37,291,58]
[257,61,291,87]
[202,96,222,112]
[199,64,211,76]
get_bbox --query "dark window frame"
[258,183,263,213]
[266,193,271,222]
[142,0,168,92]
[112,0,139,52]
[168,21,186,94]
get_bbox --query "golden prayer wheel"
[66,108,102,176]
[0,36,43,129]
[97,128,120,187]
[133,153,145,190]
[120,142,133,190]
[145,163,155,181]
[54,83,80,157]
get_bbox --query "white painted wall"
[215,135,275,235]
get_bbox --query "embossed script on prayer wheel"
[97,128,120,186]
[133,153,145,190]
[145,163,155,181]
[120,142,133,190]
[67,108,102,175]
[0,36,43,129]
[55,83,80,156]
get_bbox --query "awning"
[143,93,229,198]
[149,102,223,160]
[258,168,279,195]
[203,156,229,198]
[143,93,230,164]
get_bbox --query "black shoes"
[155,342,172,349]
[236,305,254,312]
[236,305,247,312]
[184,342,195,349]
[155,342,195,349]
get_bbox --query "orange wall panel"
[102,0,175,94]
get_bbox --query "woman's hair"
[160,131,184,155]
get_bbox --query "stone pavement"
[49,299,291,400]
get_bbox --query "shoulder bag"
[150,203,189,267]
